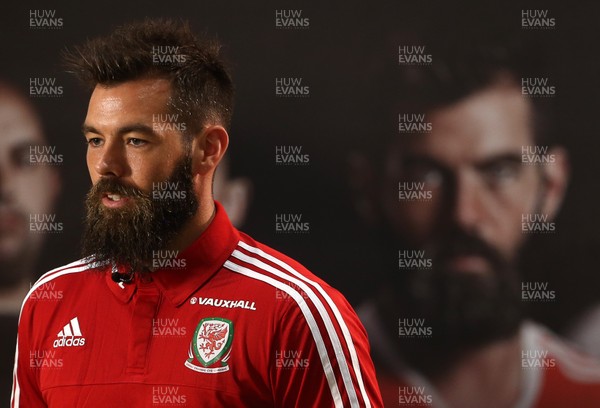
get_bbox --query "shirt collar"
[151,201,240,307]
[103,201,239,307]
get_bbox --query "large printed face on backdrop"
[81,77,198,272]
[378,81,569,358]
[0,90,59,287]
[384,82,565,271]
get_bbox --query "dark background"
[1,0,599,344]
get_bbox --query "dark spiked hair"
[64,19,234,133]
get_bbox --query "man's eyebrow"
[403,154,444,167]
[81,124,99,135]
[81,123,157,138]
[402,152,523,170]
[475,153,522,168]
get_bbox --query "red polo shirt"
[12,202,383,407]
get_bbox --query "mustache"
[81,155,198,273]
[433,230,505,269]
[87,178,148,201]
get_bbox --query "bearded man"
[12,19,382,408]
[354,38,600,407]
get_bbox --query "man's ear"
[540,146,570,219]
[191,125,229,175]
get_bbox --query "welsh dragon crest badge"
[184,317,234,373]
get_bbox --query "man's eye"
[87,138,103,147]
[10,146,31,168]
[404,165,444,188]
[127,138,147,146]
[483,162,520,183]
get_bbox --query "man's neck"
[433,334,522,408]
[167,199,216,252]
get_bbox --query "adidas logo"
[53,317,86,348]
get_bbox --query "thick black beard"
[81,156,198,274]
[378,228,523,379]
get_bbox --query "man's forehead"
[86,78,173,126]
[395,85,533,163]
[89,78,172,108]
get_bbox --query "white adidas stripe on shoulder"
[237,241,372,408]
[224,259,344,408]
[230,250,360,407]
[12,258,95,408]
[35,256,96,283]
[24,258,95,312]
[226,240,372,408]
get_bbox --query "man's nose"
[451,173,485,233]
[94,141,126,178]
